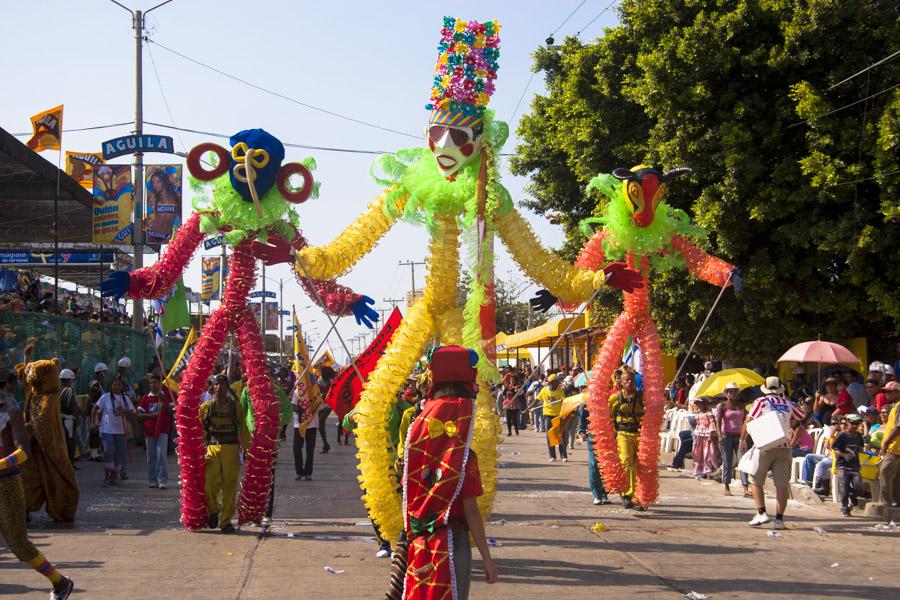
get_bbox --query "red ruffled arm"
[573,230,608,271]
[128,212,205,299]
[291,231,362,316]
[670,235,734,287]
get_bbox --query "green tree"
[511,0,900,364]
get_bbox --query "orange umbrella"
[777,341,860,366]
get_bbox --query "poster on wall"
[92,165,133,244]
[144,165,182,244]
[251,302,280,331]
[65,151,105,189]
[201,256,221,301]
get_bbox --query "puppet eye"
[627,180,644,212]
[277,163,314,204]
[187,143,231,181]
[653,182,667,207]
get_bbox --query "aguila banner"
[65,151,104,189]
[200,256,221,301]
[92,165,134,244]
[325,307,402,421]
[26,105,63,152]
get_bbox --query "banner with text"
[251,301,279,331]
[65,151,104,189]
[144,165,182,244]
[201,256,221,301]
[91,165,133,244]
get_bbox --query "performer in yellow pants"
[609,369,645,510]
[200,375,247,533]
[1,394,74,599]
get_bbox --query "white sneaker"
[748,512,771,527]
[158,483,167,490]
[561,458,569,463]
[548,458,556,462]
[773,519,785,530]
[593,497,602,505]
[261,517,272,527]
[375,548,390,558]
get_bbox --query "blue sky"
[2,0,619,362]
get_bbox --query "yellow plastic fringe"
[296,192,406,280]
[357,215,499,539]
[496,207,607,304]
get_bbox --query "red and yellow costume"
[402,346,478,599]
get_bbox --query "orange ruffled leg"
[634,319,665,506]
[586,312,634,493]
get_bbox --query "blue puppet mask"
[228,128,285,203]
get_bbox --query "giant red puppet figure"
[102,129,378,528]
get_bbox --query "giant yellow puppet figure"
[255,17,642,542]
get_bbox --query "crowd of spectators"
[0,269,132,325]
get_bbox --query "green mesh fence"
[0,312,183,403]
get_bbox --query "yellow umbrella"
[690,368,764,399]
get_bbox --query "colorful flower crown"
[426,17,501,128]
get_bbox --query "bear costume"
[16,357,79,522]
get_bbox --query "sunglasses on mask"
[427,124,483,146]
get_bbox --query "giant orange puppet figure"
[102,129,378,529]
[531,167,739,508]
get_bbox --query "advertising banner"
[91,165,133,244]
[201,256,221,301]
[144,165,182,244]
[65,151,104,189]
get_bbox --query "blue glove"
[101,271,131,300]
[350,295,379,329]
[730,267,743,295]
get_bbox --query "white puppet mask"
[425,123,484,179]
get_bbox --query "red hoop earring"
[187,143,231,181]
[277,163,314,203]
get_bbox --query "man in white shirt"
[740,376,805,530]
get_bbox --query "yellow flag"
[163,327,198,393]
[26,105,64,152]
[65,151,104,189]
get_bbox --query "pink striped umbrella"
[777,341,861,366]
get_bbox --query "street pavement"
[3,416,899,599]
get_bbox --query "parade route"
[3,416,898,599]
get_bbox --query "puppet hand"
[350,296,378,329]
[101,271,131,300]
[730,267,743,295]
[251,236,295,266]
[602,262,643,293]
[529,289,558,314]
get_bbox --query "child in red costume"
[401,345,498,599]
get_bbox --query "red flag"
[326,307,402,420]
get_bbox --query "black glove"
[529,289,558,313]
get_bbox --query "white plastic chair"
[790,427,823,483]
[660,409,689,453]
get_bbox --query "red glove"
[602,262,644,293]
[251,230,306,266]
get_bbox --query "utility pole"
[398,260,426,305]
[110,0,175,330]
[383,297,404,309]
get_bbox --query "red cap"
[883,381,900,392]
[429,345,478,386]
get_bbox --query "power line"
[550,0,588,37]
[577,0,618,37]
[10,122,132,137]
[508,71,538,127]
[146,41,188,152]
[828,48,900,90]
[784,82,900,129]
[143,121,391,155]
[146,39,419,140]
[824,168,900,188]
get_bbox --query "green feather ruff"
[372,110,512,237]
[583,173,707,273]
[189,157,320,246]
